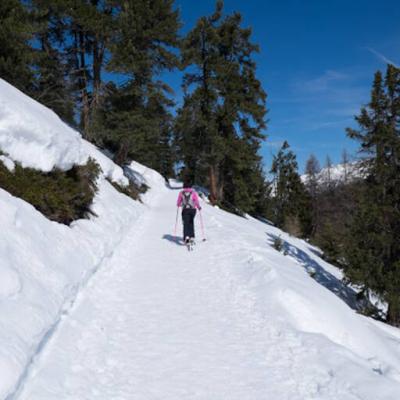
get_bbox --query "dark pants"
[182,208,196,239]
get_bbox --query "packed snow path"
[16,187,400,400]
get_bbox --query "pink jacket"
[177,188,201,209]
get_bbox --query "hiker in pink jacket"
[176,180,201,244]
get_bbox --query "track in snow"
[17,188,400,400]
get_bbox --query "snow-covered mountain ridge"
[1,79,400,399]
[301,161,363,186]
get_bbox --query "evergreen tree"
[176,1,225,198]
[270,141,311,236]
[174,95,207,184]
[29,1,75,124]
[305,154,320,198]
[0,0,35,92]
[341,148,350,183]
[177,1,267,213]
[63,0,114,140]
[99,0,180,167]
[305,153,321,236]
[345,65,400,326]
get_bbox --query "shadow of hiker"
[267,233,373,313]
[163,234,185,246]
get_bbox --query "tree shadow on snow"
[267,233,372,313]
[162,234,185,246]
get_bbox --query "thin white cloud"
[297,70,349,93]
[365,47,399,68]
[308,118,354,132]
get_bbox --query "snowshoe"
[186,237,195,251]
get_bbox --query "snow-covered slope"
[0,79,165,399]
[0,79,126,183]
[12,187,400,400]
[1,80,400,399]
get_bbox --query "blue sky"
[167,0,400,172]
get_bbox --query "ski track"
[5,190,155,400]
[16,188,400,400]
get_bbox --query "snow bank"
[0,79,126,185]
[127,160,166,190]
[0,79,86,171]
[18,185,400,399]
[0,178,145,398]
[205,209,400,393]
[0,79,160,398]
[126,160,167,205]
[82,140,127,185]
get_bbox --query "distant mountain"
[301,161,365,186]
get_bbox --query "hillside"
[1,80,400,399]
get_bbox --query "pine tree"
[305,154,320,198]
[98,0,180,166]
[305,154,321,236]
[63,0,115,140]
[0,0,35,92]
[270,141,311,236]
[29,1,75,124]
[177,1,267,213]
[345,65,400,326]
[177,1,223,198]
[341,148,350,183]
[174,95,208,184]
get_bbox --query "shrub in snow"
[0,157,100,225]
[106,177,148,201]
[273,235,284,252]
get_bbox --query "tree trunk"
[92,37,104,110]
[73,30,90,138]
[79,31,90,138]
[387,296,400,327]
[114,139,129,166]
[209,165,218,205]
[90,0,104,112]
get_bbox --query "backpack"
[181,190,195,209]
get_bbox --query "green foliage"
[309,180,362,266]
[29,1,75,124]
[175,2,268,214]
[0,0,35,92]
[95,81,177,176]
[107,0,180,78]
[60,0,116,138]
[269,141,311,237]
[345,64,400,326]
[92,0,180,170]
[315,222,343,264]
[0,158,100,225]
[273,235,284,252]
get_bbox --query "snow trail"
[17,188,400,399]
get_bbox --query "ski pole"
[173,207,179,237]
[199,209,206,241]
